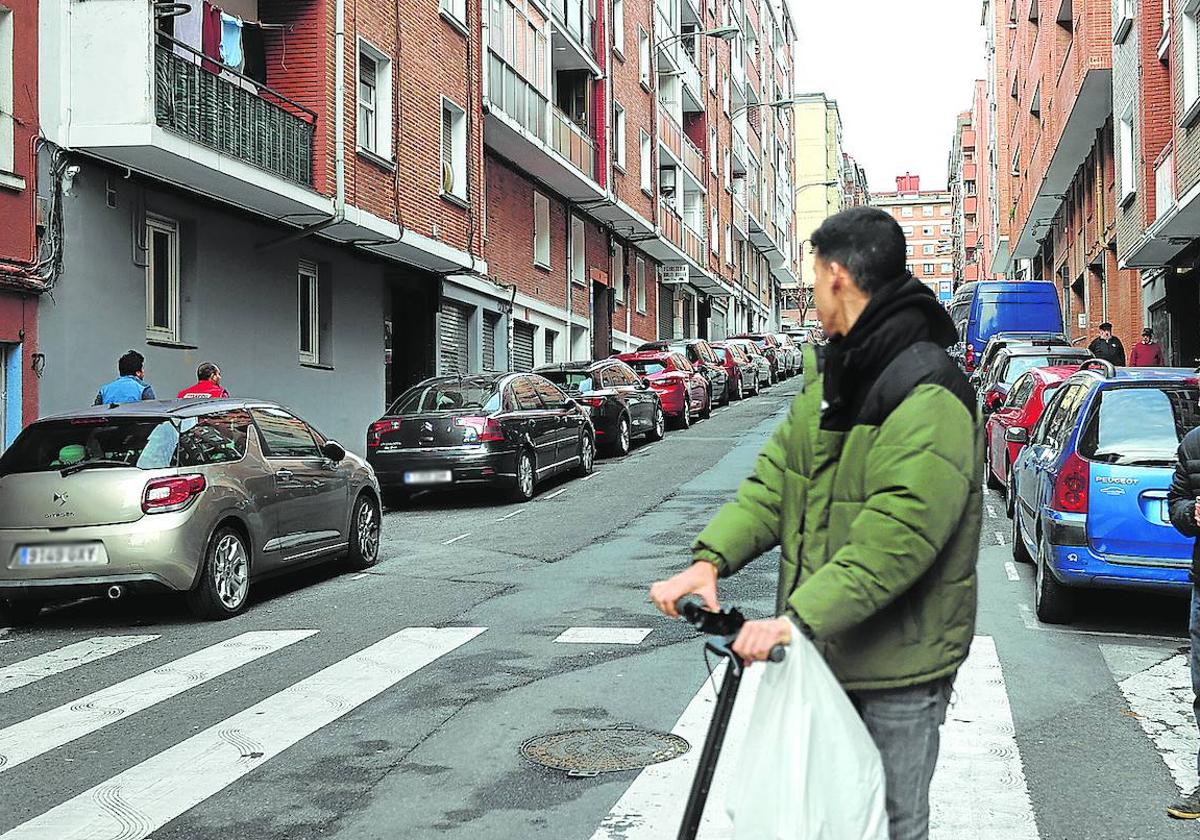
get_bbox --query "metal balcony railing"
[681,132,704,184]
[552,108,595,179]
[658,203,683,250]
[683,223,706,265]
[153,39,316,186]
[488,54,551,144]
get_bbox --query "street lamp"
[730,97,799,118]
[656,24,741,49]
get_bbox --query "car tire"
[1035,529,1075,624]
[607,414,632,456]
[511,449,537,502]
[381,489,410,509]
[575,433,595,477]
[699,388,712,420]
[734,377,745,401]
[186,526,251,621]
[647,405,666,441]
[344,493,381,571]
[1005,464,1017,519]
[677,398,693,429]
[1011,502,1033,564]
[0,599,44,627]
[986,443,1003,490]
[719,379,731,406]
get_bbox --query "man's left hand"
[731,617,794,663]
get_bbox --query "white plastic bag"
[725,622,888,840]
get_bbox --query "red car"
[616,351,710,428]
[711,341,754,400]
[984,364,1081,511]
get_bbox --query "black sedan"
[367,373,595,505]
[535,359,665,456]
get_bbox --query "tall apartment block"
[872,174,955,304]
[948,106,983,285]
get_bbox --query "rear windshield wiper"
[60,459,133,477]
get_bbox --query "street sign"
[661,265,689,285]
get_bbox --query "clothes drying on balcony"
[219,12,244,71]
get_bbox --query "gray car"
[0,399,381,623]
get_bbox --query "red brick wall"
[1138,0,1170,229]
[609,0,656,222]
[260,0,329,190]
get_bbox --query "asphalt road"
[0,374,1196,840]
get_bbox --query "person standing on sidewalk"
[1128,327,1166,367]
[650,206,982,840]
[93,350,156,405]
[1088,323,1126,366]
[1167,421,1200,819]
[177,362,229,399]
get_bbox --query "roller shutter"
[482,311,500,371]
[512,320,535,372]
[438,299,471,376]
[658,284,675,339]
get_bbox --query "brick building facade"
[872,175,955,303]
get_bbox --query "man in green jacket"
[651,206,982,840]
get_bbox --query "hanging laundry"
[172,1,204,62]
[200,1,222,73]
[241,23,267,85]
[220,12,245,72]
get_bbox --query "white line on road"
[1004,562,1021,581]
[542,488,569,500]
[994,530,1006,546]
[554,627,652,645]
[0,627,487,840]
[350,573,369,580]
[1016,603,1183,642]
[580,472,599,481]
[443,533,471,545]
[716,406,730,413]
[495,509,525,522]
[0,635,159,695]
[0,630,316,775]
[639,445,657,455]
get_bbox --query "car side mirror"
[561,398,577,410]
[1005,427,1029,444]
[322,440,347,462]
[640,378,652,389]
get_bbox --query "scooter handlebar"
[674,597,786,662]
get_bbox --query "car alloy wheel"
[1010,500,1032,564]
[735,377,744,400]
[616,416,631,455]
[649,406,666,441]
[680,399,692,429]
[187,526,251,620]
[985,443,1003,490]
[345,494,381,570]
[514,450,537,501]
[576,433,595,476]
[1005,465,1016,519]
[699,388,712,420]
[1034,529,1074,624]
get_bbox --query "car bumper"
[368,446,516,489]
[1047,536,1192,594]
[0,509,207,597]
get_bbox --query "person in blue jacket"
[94,350,157,405]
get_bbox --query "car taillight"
[368,419,400,449]
[455,416,504,443]
[142,474,206,514]
[964,345,976,373]
[580,397,606,408]
[1051,453,1089,514]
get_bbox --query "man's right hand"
[1193,499,1200,528]
[650,561,720,618]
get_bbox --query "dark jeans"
[1191,586,1200,786]
[848,677,955,840]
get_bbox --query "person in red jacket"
[1128,328,1166,367]
[177,362,229,399]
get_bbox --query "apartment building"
[948,106,983,285]
[1115,0,1200,367]
[0,0,38,452]
[872,174,955,303]
[29,0,793,449]
[982,0,1012,277]
[842,152,870,209]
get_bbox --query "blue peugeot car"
[1009,361,1200,623]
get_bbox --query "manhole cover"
[520,727,690,776]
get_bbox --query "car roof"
[999,346,1089,358]
[34,397,291,423]
[1027,365,1084,384]
[618,350,674,360]
[534,360,607,373]
[1080,367,1200,384]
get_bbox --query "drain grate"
[520,727,690,776]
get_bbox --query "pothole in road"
[519,727,690,777]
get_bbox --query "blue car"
[949,281,1064,375]
[1009,361,1200,623]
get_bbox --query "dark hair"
[118,350,145,377]
[809,206,907,294]
[1099,322,1113,331]
[197,361,220,381]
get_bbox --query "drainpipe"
[334,0,347,224]
[566,204,574,358]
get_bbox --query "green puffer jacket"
[693,343,983,691]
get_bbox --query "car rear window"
[176,410,253,466]
[541,371,596,393]
[389,382,501,414]
[627,360,668,376]
[0,418,180,476]
[1079,386,1200,465]
[1002,355,1084,384]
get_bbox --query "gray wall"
[37,160,387,454]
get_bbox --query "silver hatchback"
[0,400,381,623]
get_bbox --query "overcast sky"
[793,1,987,193]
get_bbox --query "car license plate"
[404,470,452,485]
[15,544,108,567]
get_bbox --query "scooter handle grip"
[767,644,786,663]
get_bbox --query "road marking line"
[1116,653,1196,793]
[495,509,524,521]
[350,573,369,581]
[0,636,159,695]
[443,533,471,545]
[1017,603,1183,642]
[716,407,730,413]
[554,628,652,645]
[580,471,599,481]
[0,627,487,840]
[930,636,1040,839]
[1004,562,1020,581]
[640,445,657,455]
[994,530,1006,546]
[0,630,316,775]
[542,488,569,500]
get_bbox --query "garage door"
[658,284,674,339]
[482,311,500,371]
[439,299,471,376]
[512,321,535,372]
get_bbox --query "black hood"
[820,274,958,431]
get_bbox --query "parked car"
[534,359,664,456]
[973,331,1073,389]
[367,373,594,505]
[983,364,1081,502]
[0,400,380,624]
[733,333,785,381]
[711,341,755,400]
[949,281,1064,374]
[616,351,711,428]
[636,339,729,408]
[1010,362,1200,623]
[771,333,803,376]
[978,345,1092,413]
[724,338,773,391]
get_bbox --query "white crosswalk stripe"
[0,636,158,695]
[0,630,317,774]
[0,626,486,840]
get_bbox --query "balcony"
[659,203,684,251]
[732,183,749,239]
[552,109,596,180]
[550,0,598,73]
[683,222,706,266]
[680,50,705,112]
[658,110,704,189]
[731,121,748,176]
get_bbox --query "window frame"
[440,0,468,30]
[636,257,647,313]
[298,259,321,365]
[640,130,652,193]
[1114,0,1134,43]
[614,102,627,169]
[533,191,551,269]
[1119,110,1136,204]
[356,40,393,161]
[145,214,180,344]
[440,97,468,203]
[571,215,586,285]
[612,241,625,302]
[0,6,13,178]
[638,27,651,88]
[613,0,625,55]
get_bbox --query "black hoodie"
[820,273,961,432]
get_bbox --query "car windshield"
[712,347,727,361]
[1080,386,1200,465]
[0,418,180,476]
[390,382,501,414]
[627,360,668,376]
[540,371,595,393]
[1003,355,1081,384]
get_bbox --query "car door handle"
[276,469,294,481]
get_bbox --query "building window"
[0,5,12,177]
[636,257,647,312]
[1011,145,1021,176]
[723,150,731,190]
[923,262,934,274]
[545,328,557,363]
[613,0,625,55]
[709,47,717,92]
[902,225,913,235]
[533,191,551,268]
[640,131,652,191]
[710,128,718,175]
[441,98,468,201]
[906,245,914,256]
[1115,0,1134,42]
[1119,113,1136,202]
[711,206,719,253]
[441,0,467,28]
[1185,2,1200,119]
[922,205,934,217]
[612,242,625,301]
[298,260,321,365]
[923,226,933,235]
[923,243,934,255]
[638,27,650,87]
[941,204,951,215]
[146,215,180,343]
[614,103,627,169]
[724,224,733,265]
[571,216,586,284]
[357,42,393,159]
[941,262,952,274]
[722,73,730,114]
[901,206,913,217]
